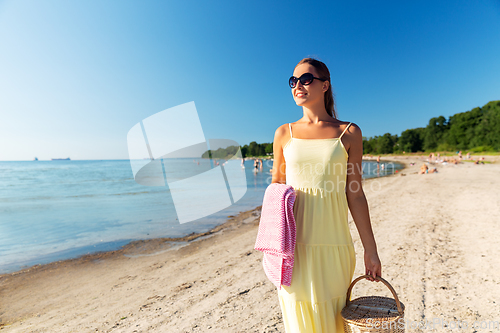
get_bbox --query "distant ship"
[51,158,71,161]
[33,157,38,161]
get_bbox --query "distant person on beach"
[419,163,427,174]
[269,58,381,332]
[253,159,258,172]
[418,163,438,174]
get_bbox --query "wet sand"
[1,155,499,332]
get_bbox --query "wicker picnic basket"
[341,275,405,333]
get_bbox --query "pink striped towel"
[254,183,296,289]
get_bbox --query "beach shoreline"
[1,155,499,332]
[0,206,263,280]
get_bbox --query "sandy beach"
[1,154,499,332]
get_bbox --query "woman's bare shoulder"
[274,123,291,140]
[343,121,362,135]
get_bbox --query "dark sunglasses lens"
[300,73,314,85]
[289,76,298,88]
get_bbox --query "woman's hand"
[364,250,382,282]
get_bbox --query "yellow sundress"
[278,122,356,333]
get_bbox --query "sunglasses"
[289,73,327,88]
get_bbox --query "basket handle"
[345,275,404,315]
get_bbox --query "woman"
[271,58,381,332]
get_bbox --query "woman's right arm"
[271,125,288,184]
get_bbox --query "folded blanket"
[254,183,296,289]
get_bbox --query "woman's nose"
[294,80,304,91]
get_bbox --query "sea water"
[0,158,401,273]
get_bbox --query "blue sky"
[1,0,499,161]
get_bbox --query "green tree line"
[202,142,272,159]
[240,142,273,158]
[202,145,241,159]
[363,100,500,154]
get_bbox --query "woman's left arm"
[344,123,382,282]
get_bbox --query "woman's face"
[291,63,329,107]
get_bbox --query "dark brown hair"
[295,58,337,119]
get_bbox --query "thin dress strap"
[339,122,352,139]
[288,123,293,138]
